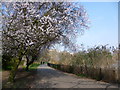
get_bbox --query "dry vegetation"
[47,45,119,69]
[47,45,119,83]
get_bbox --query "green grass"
[3,66,12,70]
[29,63,40,70]
[23,63,40,70]
[77,73,88,78]
[77,73,102,81]
[0,68,2,72]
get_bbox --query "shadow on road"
[30,64,119,88]
[2,64,119,88]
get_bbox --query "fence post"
[99,68,102,81]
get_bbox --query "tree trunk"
[25,55,35,71]
[25,56,29,71]
[8,57,22,82]
[25,64,29,71]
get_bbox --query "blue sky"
[76,2,118,48]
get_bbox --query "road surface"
[30,64,119,88]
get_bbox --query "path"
[30,64,119,88]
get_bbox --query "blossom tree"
[2,2,89,81]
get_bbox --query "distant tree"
[2,2,89,81]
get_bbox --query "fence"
[47,63,119,83]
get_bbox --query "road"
[30,64,119,88]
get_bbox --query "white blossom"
[2,2,89,57]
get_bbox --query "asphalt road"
[30,64,119,88]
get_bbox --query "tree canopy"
[1,2,89,81]
[2,2,89,56]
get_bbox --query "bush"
[2,54,15,70]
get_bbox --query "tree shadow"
[2,69,38,88]
[3,64,67,88]
[3,64,118,88]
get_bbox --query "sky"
[1,2,118,52]
[75,2,118,49]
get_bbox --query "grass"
[3,66,12,70]
[0,68,1,71]
[23,63,40,70]
[29,63,40,70]
[77,73,88,78]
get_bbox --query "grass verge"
[29,63,40,70]
[23,63,40,70]
[77,73,88,78]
